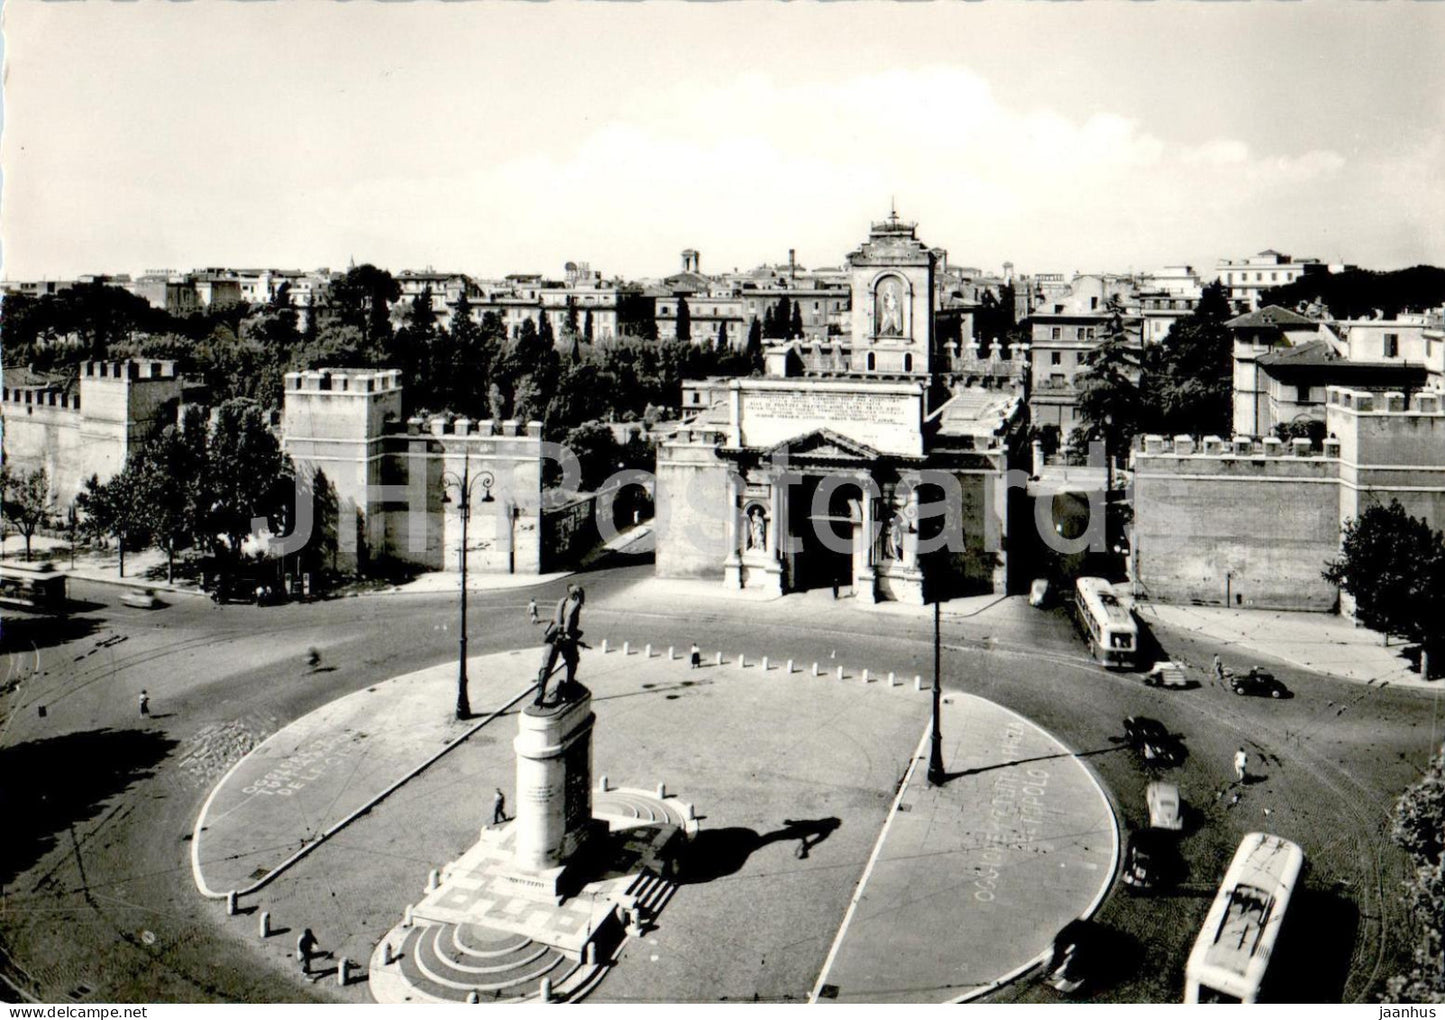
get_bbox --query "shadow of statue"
[674,817,843,883]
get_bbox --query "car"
[1229,667,1287,698]
[1029,578,1051,607]
[120,588,159,609]
[1123,715,1184,766]
[1044,920,1096,994]
[1120,832,1161,892]
[1146,781,1183,830]
[1143,660,1188,688]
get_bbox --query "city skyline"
[3,2,1444,282]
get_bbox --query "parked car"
[1143,660,1188,688]
[1229,667,1287,699]
[120,588,159,609]
[1121,832,1161,892]
[1146,781,1183,830]
[1029,578,1051,607]
[1123,715,1184,766]
[1045,920,1096,994]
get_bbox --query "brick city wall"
[654,429,733,579]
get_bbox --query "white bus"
[1073,577,1138,669]
[1184,832,1305,1004]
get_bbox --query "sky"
[3,1,1444,283]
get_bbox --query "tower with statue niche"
[846,209,938,378]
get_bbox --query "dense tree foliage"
[1262,265,1445,320]
[1073,296,1141,459]
[1323,499,1445,653]
[1136,282,1235,438]
[1385,746,1445,1002]
[675,295,691,344]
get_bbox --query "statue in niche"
[885,512,904,561]
[877,280,904,337]
[746,506,767,551]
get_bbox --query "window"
[903,353,913,372]
[1051,327,1062,340]
[1384,333,1399,358]
[1271,272,1278,281]
[1051,351,1062,365]
[1077,327,1088,340]
[1086,328,1097,340]
[866,352,876,371]
[1090,296,1099,310]
[1297,385,1310,404]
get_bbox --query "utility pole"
[928,600,946,785]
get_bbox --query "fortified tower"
[846,209,938,378]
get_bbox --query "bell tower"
[846,209,937,378]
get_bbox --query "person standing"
[528,597,538,624]
[138,689,150,718]
[690,642,701,669]
[1234,747,1248,783]
[297,928,318,975]
[1212,655,1224,681]
[492,787,507,825]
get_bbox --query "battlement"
[1,385,81,412]
[80,359,178,381]
[405,416,544,440]
[286,367,403,395]
[1139,433,1340,460]
[1326,386,1445,416]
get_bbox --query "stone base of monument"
[369,679,701,1004]
[875,562,926,604]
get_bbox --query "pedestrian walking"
[492,787,506,825]
[297,927,318,975]
[528,598,539,624]
[138,689,150,718]
[689,642,701,669]
[1234,747,1248,783]
[1212,654,1224,680]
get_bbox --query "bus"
[1184,832,1305,1003]
[0,562,69,612]
[1073,576,1138,668]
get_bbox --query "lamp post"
[927,599,946,786]
[441,456,495,720]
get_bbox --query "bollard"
[337,957,349,987]
[623,641,630,655]
[226,890,238,916]
[668,646,675,660]
[862,668,870,683]
[427,868,440,892]
[737,655,746,669]
[786,659,794,674]
[915,675,923,691]
[539,976,553,1002]
[467,990,480,1004]
[383,941,394,965]
[715,651,723,666]
[836,666,844,681]
[404,904,414,928]
[656,782,667,799]
[812,662,819,676]
[585,942,597,965]
[761,656,769,671]
[888,671,896,686]
[259,911,271,938]
[599,775,609,792]
[687,802,696,820]
[601,638,609,653]
[645,643,652,657]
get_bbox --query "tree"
[790,301,804,340]
[562,421,622,493]
[2,468,55,562]
[583,308,594,343]
[563,297,579,340]
[327,264,399,356]
[762,305,776,341]
[1323,500,1445,652]
[745,316,764,374]
[1137,281,1234,438]
[1384,746,1445,1002]
[716,319,729,353]
[201,398,295,556]
[132,410,208,582]
[538,308,556,347]
[1074,296,1142,457]
[76,468,151,577]
[675,296,691,344]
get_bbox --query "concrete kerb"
[189,680,538,901]
[947,697,1122,1005]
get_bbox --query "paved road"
[1,560,1439,1002]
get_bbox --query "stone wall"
[654,429,732,579]
[1131,435,1341,610]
